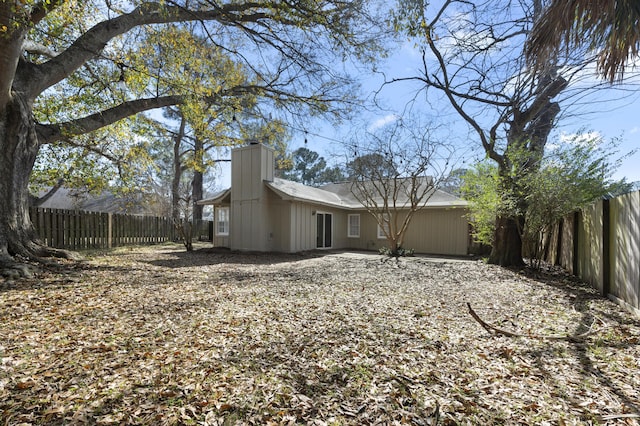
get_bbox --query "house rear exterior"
[199,142,470,256]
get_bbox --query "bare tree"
[345,118,453,255]
[388,0,618,266]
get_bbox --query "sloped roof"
[266,178,352,208]
[196,188,231,205]
[200,177,468,210]
[317,178,467,209]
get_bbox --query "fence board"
[547,191,640,316]
[577,201,604,294]
[610,192,640,312]
[29,207,195,251]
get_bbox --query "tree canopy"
[281,147,345,186]
[526,0,640,82]
[0,0,388,276]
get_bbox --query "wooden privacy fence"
[543,191,640,317]
[29,207,195,250]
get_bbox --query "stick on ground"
[466,302,596,343]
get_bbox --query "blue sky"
[215,38,640,190]
[305,41,640,183]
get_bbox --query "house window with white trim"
[347,214,360,238]
[216,207,229,236]
[377,213,389,239]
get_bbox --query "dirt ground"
[1,243,639,425]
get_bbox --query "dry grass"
[1,243,639,425]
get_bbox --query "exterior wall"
[212,204,230,248]
[344,212,385,252]
[229,144,275,251]
[262,188,289,252]
[343,208,469,256]
[287,202,347,252]
[403,208,469,255]
[288,202,315,252]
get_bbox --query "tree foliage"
[461,132,633,267]
[281,147,344,186]
[526,0,640,82]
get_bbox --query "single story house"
[198,142,471,255]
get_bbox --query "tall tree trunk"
[486,69,566,267]
[171,117,187,223]
[0,95,77,277]
[191,137,204,221]
[488,216,525,267]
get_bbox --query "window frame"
[377,212,389,239]
[347,214,360,238]
[216,206,230,236]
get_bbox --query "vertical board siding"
[402,208,469,255]
[28,207,194,250]
[337,208,469,256]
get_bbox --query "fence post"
[554,218,563,266]
[572,211,579,275]
[108,212,113,249]
[602,198,610,296]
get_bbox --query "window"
[347,214,360,238]
[216,207,229,236]
[377,213,389,239]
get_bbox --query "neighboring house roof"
[34,187,151,214]
[199,176,468,210]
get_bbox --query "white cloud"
[629,127,640,134]
[368,114,400,131]
[558,131,603,145]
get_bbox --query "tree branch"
[23,40,60,58]
[28,2,270,97]
[467,302,597,343]
[0,2,25,113]
[31,175,67,207]
[36,95,184,144]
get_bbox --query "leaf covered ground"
[1,243,639,425]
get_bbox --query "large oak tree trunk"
[488,216,525,267]
[0,95,78,277]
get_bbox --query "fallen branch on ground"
[467,302,597,343]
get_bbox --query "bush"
[379,246,415,257]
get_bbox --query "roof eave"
[196,188,231,205]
